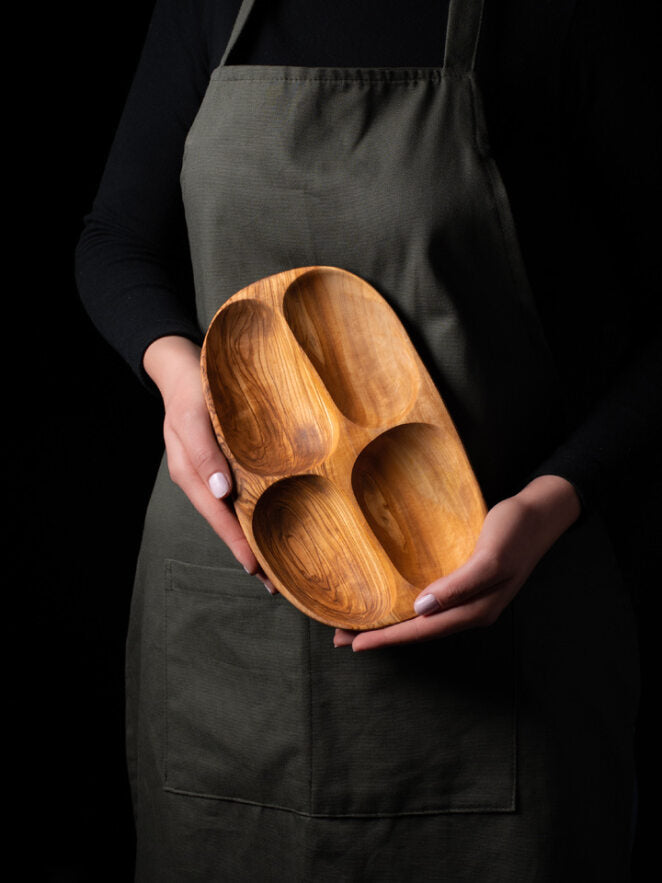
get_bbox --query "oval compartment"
[252,475,395,628]
[283,268,420,427]
[352,423,485,587]
[204,299,338,476]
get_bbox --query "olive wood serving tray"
[201,267,486,630]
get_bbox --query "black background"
[21,2,657,879]
[26,4,160,879]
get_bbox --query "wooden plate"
[201,267,486,630]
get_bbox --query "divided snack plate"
[201,267,486,630]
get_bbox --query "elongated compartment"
[252,474,395,628]
[204,299,338,476]
[352,423,486,587]
[283,268,419,427]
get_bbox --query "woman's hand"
[143,335,276,592]
[334,474,581,651]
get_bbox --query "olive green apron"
[126,1,639,879]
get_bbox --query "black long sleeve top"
[75,0,661,518]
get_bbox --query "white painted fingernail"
[208,472,230,499]
[255,573,278,595]
[414,594,442,615]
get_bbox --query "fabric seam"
[306,617,314,816]
[162,786,516,817]
[211,68,467,85]
[163,559,170,788]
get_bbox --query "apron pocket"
[307,609,517,816]
[164,558,516,817]
[164,559,309,810]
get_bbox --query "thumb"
[413,547,503,616]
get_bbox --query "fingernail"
[414,594,442,615]
[255,573,277,595]
[208,472,230,499]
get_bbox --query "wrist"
[143,335,202,401]
[516,474,581,540]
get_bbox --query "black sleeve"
[529,0,661,515]
[75,0,239,387]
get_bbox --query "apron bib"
[126,1,639,879]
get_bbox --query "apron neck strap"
[221,0,485,72]
[220,0,258,67]
[443,0,485,74]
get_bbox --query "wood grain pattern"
[201,267,486,630]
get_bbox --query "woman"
[76,0,655,878]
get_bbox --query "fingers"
[173,444,277,592]
[255,572,279,595]
[334,628,358,647]
[166,400,234,502]
[166,423,260,573]
[350,584,512,652]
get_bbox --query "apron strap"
[443,0,486,74]
[220,0,258,67]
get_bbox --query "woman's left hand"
[334,474,581,652]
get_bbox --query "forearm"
[75,0,213,386]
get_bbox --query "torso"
[125,2,640,878]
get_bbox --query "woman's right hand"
[143,335,276,591]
